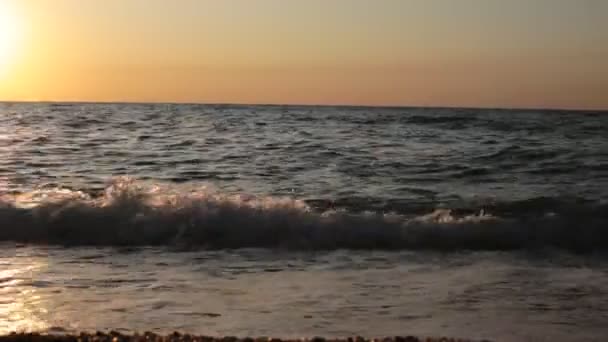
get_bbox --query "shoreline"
[0,333,486,342]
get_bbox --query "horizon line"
[0,99,606,113]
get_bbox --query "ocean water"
[0,102,607,341]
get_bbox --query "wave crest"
[0,177,606,252]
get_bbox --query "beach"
[0,333,485,342]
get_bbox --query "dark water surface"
[0,103,607,341]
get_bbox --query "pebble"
[0,333,486,342]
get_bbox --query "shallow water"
[0,103,607,341]
[1,246,608,342]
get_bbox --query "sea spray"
[0,177,606,252]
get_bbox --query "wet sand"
[0,333,485,342]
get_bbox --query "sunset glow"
[0,0,607,109]
[0,2,20,77]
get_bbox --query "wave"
[0,177,606,252]
[473,144,568,163]
[405,114,476,126]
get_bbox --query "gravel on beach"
[0,333,487,342]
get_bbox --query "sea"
[0,102,607,342]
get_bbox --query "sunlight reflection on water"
[0,253,49,334]
[0,246,607,341]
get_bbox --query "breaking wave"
[0,177,606,252]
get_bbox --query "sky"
[0,0,606,109]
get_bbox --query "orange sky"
[0,0,606,109]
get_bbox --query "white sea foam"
[0,177,606,252]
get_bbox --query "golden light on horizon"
[0,0,605,110]
[0,2,21,79]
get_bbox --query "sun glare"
[0,4,20,77]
